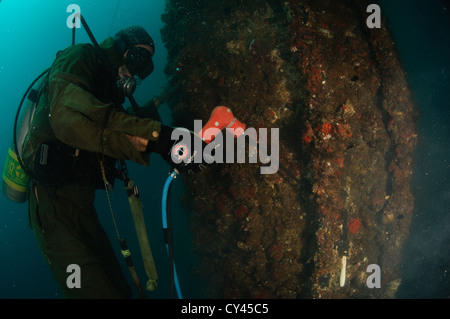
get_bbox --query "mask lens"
[125,46,154,79]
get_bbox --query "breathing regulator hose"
[161,169,183,299]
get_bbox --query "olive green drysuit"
[22,38,161,298]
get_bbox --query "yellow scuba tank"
[2,144,29,203]
[2,69,49,203]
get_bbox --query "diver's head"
[114,26,155,79]
[113,26,154,97]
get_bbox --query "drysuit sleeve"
[47,44,161,165]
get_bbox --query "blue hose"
[162,170,182,299]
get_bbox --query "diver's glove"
[148,125,212,174]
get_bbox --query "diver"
[21,25,209,298]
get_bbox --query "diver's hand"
[148,125,212,174]
[126,134,148,152]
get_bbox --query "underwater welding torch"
[162,106,306,298]
[200,106,302,184]
[161,106,246,299]
[197,106,246,143]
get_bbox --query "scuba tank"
[2,69,49,203]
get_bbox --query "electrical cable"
[161,169,183,299]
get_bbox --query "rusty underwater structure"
[160,0,417,298]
